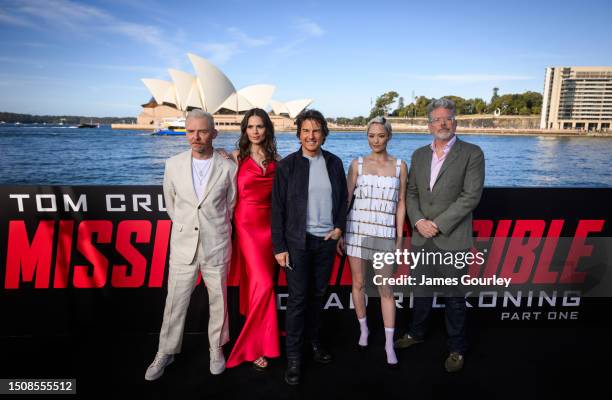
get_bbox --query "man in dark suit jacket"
[395,98,485,372]
[271,109,347,385]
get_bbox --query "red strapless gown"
[227,157,280,367]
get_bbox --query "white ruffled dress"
[345,157,401,260]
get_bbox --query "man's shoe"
[284,359,301,385]
[209,347,226,375]
[445,352,464,373]
[145,352,174,381]
[394,334,424,349]
[311,343,333,364]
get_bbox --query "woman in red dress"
[227,108,280,370]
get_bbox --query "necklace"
[193,159,212,185]
[250,152,268,174]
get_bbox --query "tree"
[368,91,399,119]
[491,87,500,104]
[393,96,405,116]
[415,96,431,117]
[488,91,543,115]
[473,98,487,114]
[351,116,366,126]
[398,105,411,118]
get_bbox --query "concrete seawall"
[111,123,247,132]
[329,124,612,137]
[112,121,612,137]
[111,123,155,131]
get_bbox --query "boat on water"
[153,117,186,135]
[78,119,100,128]
[78,123,99,128]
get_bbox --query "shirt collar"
[430,135,457,153]
[301,148,323,160]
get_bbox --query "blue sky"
[1,0,611,118]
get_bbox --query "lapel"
[423,148,432,189]
[433,137,461,189]
[182,150,200,206]
[199,151,223,206]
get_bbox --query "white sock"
[358,317,369,347]
[385,327,398,364]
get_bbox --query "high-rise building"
[540,66,612,131]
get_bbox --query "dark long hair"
[236,108,278,164]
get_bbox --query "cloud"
[198,42,241,64]
[227,27,272,47]
[406,74,534,82]
[0,8,38,28]
[196,28,273,64]
[0,56,47,68]
[276,18,325,55]
[19,41,51,48]
[105,21,182,61]
[0,55,164,74]
[15,0,107,32]
[68,62,165,74]
[0,72,79,87]
[295,18,324,37]
[1,0,183,61]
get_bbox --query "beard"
[192,143,210,153]
[434,129,454,141]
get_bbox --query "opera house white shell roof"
[141,53,312,117]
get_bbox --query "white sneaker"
[145,352,174,381]
[209,347,226,375]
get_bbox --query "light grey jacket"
[163,150,237,265]
[406,137,485,250]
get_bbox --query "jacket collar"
[182,149,222,206]
[431,138,463,189]
[297,147,333,163]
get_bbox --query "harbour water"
[0,125,611,187]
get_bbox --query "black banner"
[1,186,610,338]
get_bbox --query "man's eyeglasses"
[429,117,455,124]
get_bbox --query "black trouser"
[285,233,337,360]
[409,239,467,354]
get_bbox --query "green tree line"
[370,90,542,120]
[0,111,136,124]
[328,89,543,125]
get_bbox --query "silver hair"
[427,98,456,121]
[185,109,215,128]
[366,116,393,137]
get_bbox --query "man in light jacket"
[145,110,237,380]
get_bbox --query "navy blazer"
[271,148,348,254]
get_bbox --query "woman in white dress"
[339,116,407,367]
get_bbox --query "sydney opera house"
[137,53,313,130]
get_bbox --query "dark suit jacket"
[271,149,348,254]
[406,137,485,250]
